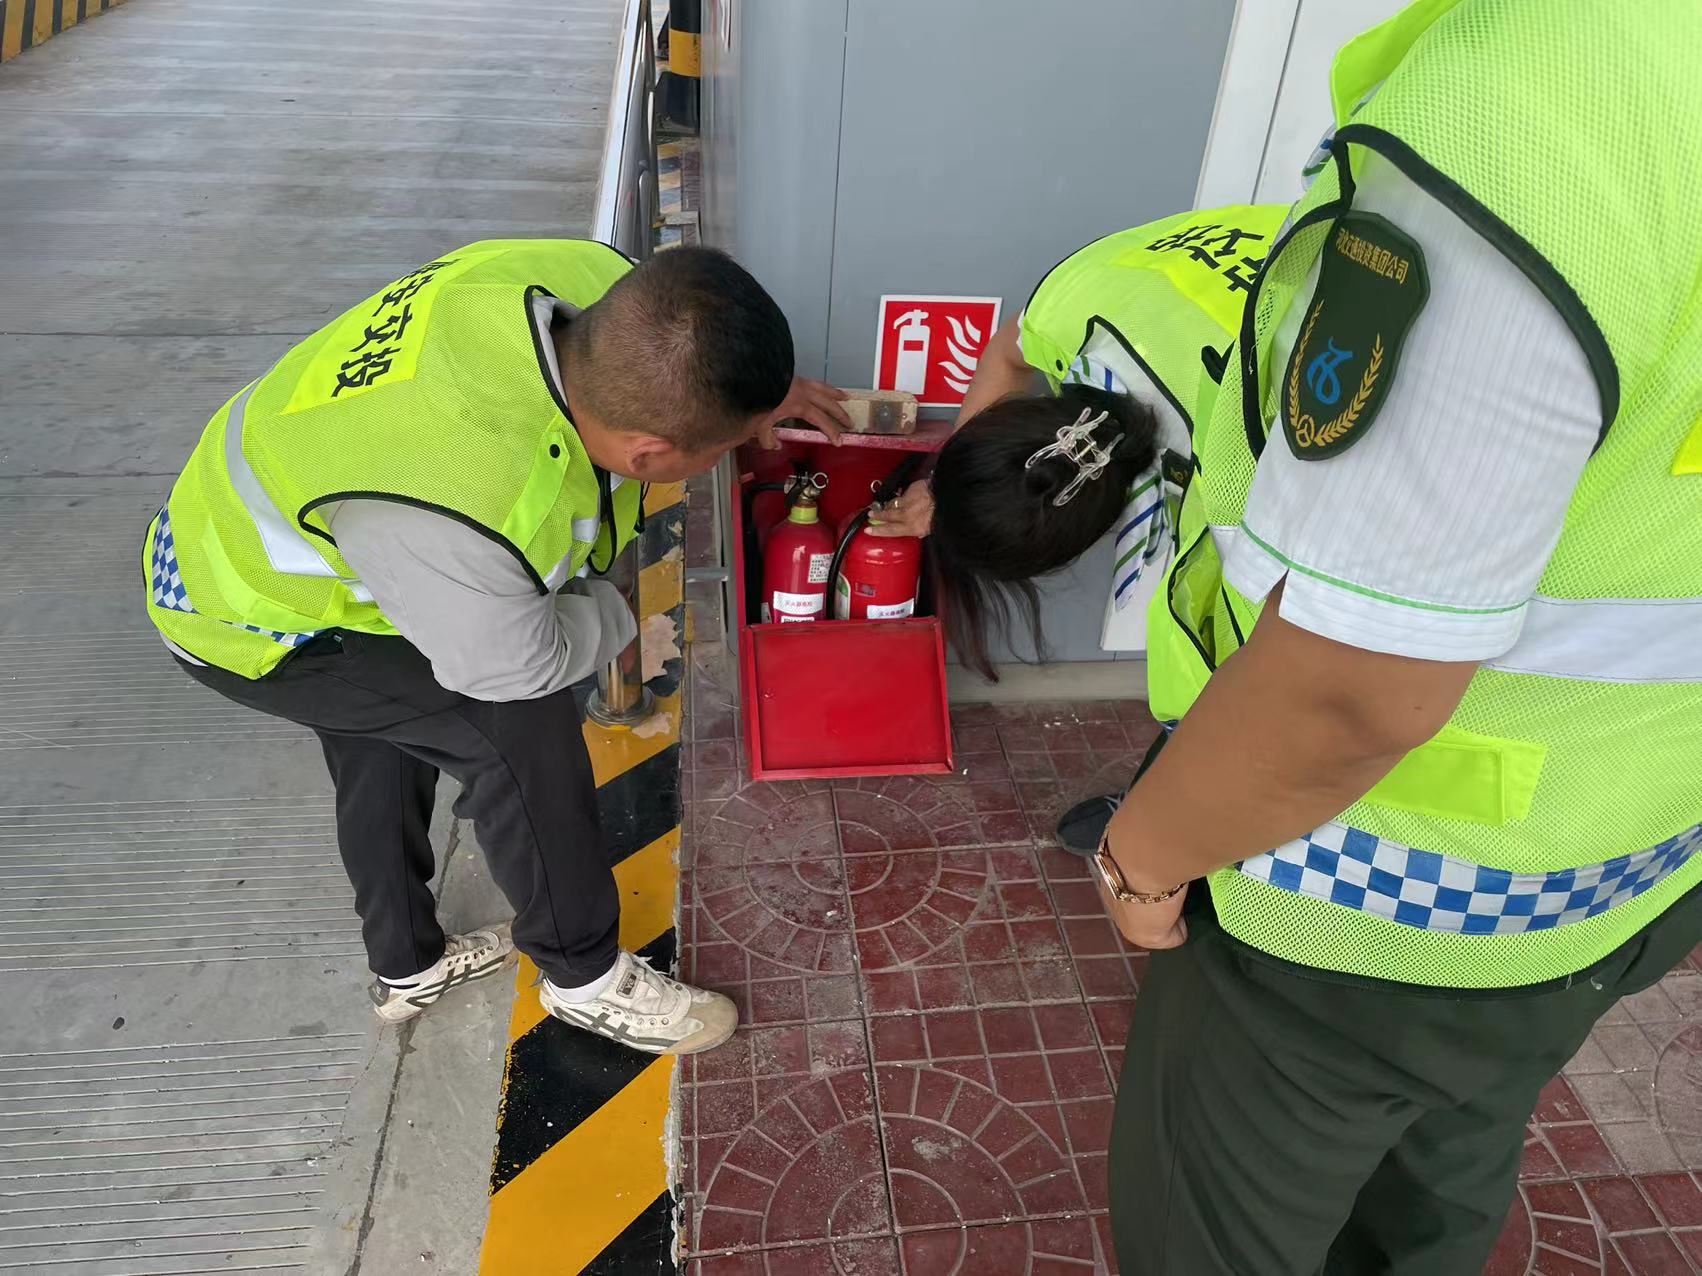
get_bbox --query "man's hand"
[865,480,934,538]
[754,377,852,450]
[1095,872,1189,950]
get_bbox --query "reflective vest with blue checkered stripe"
[1143,0,1702,988]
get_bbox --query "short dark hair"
[569,246,794,449]
[929,385,1159,680]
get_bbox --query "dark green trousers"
[1109,882,1702,1276]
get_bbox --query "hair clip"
[1024,408,1124,506]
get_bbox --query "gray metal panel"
[699,0,742,255]
[824,0,1234,661]
[717,0,850,379]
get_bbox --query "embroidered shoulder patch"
[1282,212,1428,460]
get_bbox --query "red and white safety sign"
[872,294,1002,408]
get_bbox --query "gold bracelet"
[1092,830,1186,905]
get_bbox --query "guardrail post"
[589,0,660,728]
[586,533,656,727]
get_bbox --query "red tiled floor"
[690,1068,890,1253]
[1612,1231,1694,1275]
[1550,1124,1628,1178]
[1523,1180,1607,1271]
[1583,1177,1663,1235]
[1639,1175,1702,1229]
[685,774,865,1026]
[688,1235,903,1275]
[678,606,1702,1275]
[852,845,1082,1016]
[981,701,1162,847]
[1039,845,1149,1005]
[866,1003,1112,1221]
[1485,1192,1536,1276]
[836,774,1032,853]
[897,1217,1102,1274]
[876,1062,1087,1229]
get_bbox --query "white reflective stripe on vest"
[224,379,341,580]
[1208,523,1702,683]
[1208,523,1241,562]
[543,551,577,590]
[224,378,375,605]
[1491,595,1702,683]
[566,474,628,570]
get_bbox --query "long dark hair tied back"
[929,384,1159,681]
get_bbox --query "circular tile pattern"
[693,788,855,974]
[1655,1024,1702,1153]
[1482,1190,1535,1276]
[695,785,839,865]
[695,857,853,975]
[897,1218,1100,1276]
[695,1073,889,1253]
[836,776,1029,853]
[1521,1180,1604,1273]
[876,1063,1086,1230]
[844,849,988,971]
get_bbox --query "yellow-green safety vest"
[144,239,644,680]
[1148,0,1702,988]
[1019,204,1291,438]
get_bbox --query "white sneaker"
[539,950,738,1056]
[369,926,515,1023]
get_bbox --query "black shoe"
[1055,794,1121,857]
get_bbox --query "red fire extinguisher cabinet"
[732,425,955,781]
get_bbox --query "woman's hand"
[754,377,852,449]
[866,480,934,538]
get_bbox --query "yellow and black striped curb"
[1,0,126,63]
[479,482,687,1276]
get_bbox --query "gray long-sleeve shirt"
[324,500,635,702]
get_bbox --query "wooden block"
[840,389,919,435]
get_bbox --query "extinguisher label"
[770,590,824,617]
[806,553,832,585]
[867,599,916,620]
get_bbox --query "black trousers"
[180,632,618,985]
[1110,881,1702,1276]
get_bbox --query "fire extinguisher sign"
[872,295,1002,408]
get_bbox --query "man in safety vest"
[1082,2,1702,1272]
[144,241,846,1054]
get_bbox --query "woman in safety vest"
[870,202,1285,686]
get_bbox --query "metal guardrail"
[586,0,661,729]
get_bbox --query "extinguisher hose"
[826,507,873,617]
[825,453,928,615]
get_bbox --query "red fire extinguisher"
[833,521,922,619]
[761,483,835,623]
[826,451,928,621]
